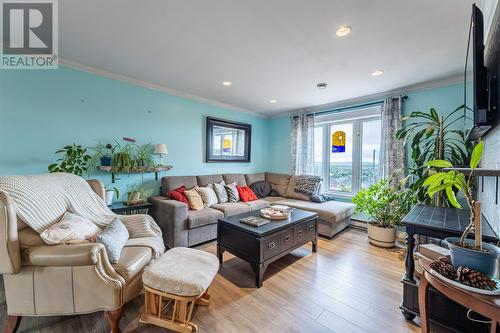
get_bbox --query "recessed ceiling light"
[371,69,384,76]
[222,81,232,86]
[317,82,328,89]
[336,25,352,37]
[269,99,277,103]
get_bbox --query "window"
[314,106,382,196]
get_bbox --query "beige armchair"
[0,179,156,333]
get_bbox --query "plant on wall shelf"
[396,105,472,206]
[48,143,92,176]
[90,142,113,166]
[111,138,135,174]
[134,143,155,169]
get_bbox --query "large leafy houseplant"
[353,178,416,228]
[396,106,472,206]
[48,143,92,176]
[353,178,416,248]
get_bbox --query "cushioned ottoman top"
[142,247,219,296]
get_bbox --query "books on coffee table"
[240,216,270,227]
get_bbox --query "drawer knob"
[284,235,291,241]
[309,225,314,231]
[297,231,303,236]
[268,242,276,249]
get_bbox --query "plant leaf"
[425,160,453,168]
[469,140,484,169]
[445,186,461,209]
[423,172,447,186]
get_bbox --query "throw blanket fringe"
[0,173,165,257]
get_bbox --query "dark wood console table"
[401,204,499,332]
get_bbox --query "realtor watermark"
[1,0,58,69]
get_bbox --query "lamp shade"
[154,144,168,155]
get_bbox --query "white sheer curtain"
[379,97,405,183]
[290,114,315,175]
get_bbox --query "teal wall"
[402,82,467,117]
[267,116,291,173]
[266,82,468,174]
[0,66,269,200]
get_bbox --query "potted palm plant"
[424,140,500,276]
[353,178,416,248]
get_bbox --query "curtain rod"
[294,94,408,118]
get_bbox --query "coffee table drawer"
[294,221,315,245]
[281,227,295,251]
[261,234,281,260]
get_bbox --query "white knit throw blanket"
[0,173,165,258]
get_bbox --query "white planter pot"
[105,190,115,206]
[368,224,396,248]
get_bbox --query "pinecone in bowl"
[430,259,457,280]
[456,267,497,291]
[436,256,452,265]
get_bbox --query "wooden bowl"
[260,207,291,220]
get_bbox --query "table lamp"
[154,144,168,165]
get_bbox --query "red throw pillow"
[168,186,188,203]
[237,185,258,202]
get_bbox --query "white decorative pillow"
[40,212,101,245]
[96,218,129,263]
[196,186,218,207]
[213,180,228,203]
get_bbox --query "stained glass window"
[331,130,346,153]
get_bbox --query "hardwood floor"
[0,228,444,333]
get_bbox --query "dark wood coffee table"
[217,208,318,288]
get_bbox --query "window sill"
[323,191,354,201]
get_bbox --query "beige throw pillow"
[40,212,101,245]
[196,186,218,207]
[184,187,204,210]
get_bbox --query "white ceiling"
[59,0,496,116]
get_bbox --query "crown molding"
[58,58,268,118]
[269,73,465,118]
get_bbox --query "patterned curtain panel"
[290,114,315,175]
[379,97,405,183]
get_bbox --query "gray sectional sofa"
[149,172,356,248]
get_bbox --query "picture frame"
[206,117,251,163]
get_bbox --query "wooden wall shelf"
[442,167,500,176]
[97,165,173,182]
[442,167,500,205]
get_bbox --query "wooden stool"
[140,247,219,333]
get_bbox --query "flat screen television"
[464,4,495,140]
